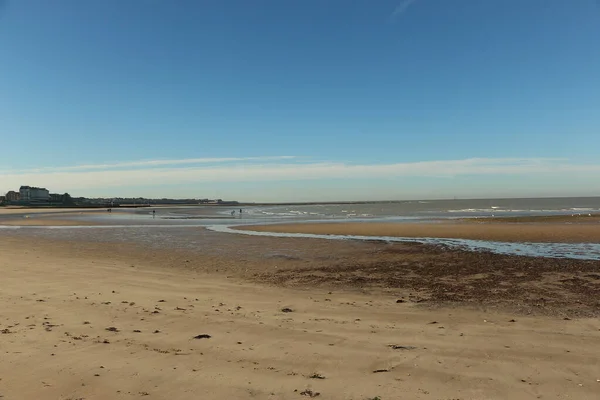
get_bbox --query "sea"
[230,197,600,221]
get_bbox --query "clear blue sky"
[1,0,600,201]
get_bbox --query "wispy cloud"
[390,0,419,20]
[2,157,600,196]
[9,156,299,173]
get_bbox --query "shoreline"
[461,213,600,223]
[235,220,600,243]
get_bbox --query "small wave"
[445,208,575,214]
[447,208,507,213]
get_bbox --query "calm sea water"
[29,197,597,224]
[175,197,600,221]
[5,197,599,224]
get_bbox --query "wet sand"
[0,209,105,226]
[0,207,105,215]
[1,236,599,400]
[0,218,98,226]
[463,214,600,223]
[0,206,233,225]
[237,221,600,243]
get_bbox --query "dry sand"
[238,221,600,243]
[1,237,600,399]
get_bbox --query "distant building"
[49,193,64,203]
[19,186,50,203]
[5,190,20,202]
[0,195,5,204]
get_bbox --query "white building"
[19,186,50,202]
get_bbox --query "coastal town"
[0,186,237,207]
[0,186,73,206]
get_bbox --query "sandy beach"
[1,212,600,399]
[0,223,599,400]
[1,235,599,400]
[237,221,600,243]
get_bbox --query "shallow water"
[2,200,600,260]
[4,197,600,225]
[1,221,599,260]
[208,225,600,261]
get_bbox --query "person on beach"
[152,210,156,218]
[231,210,235,216]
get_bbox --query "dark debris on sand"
[388,345,417,350]
[256,242,600,317]
[299,389,320,397]
[193,334,211,339]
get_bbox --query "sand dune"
[1,237,599,399]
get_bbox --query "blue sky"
[1,0,600,201]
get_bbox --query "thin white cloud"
[2,157,600,196]
[10,155,299,173]
[390,0,419,20]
